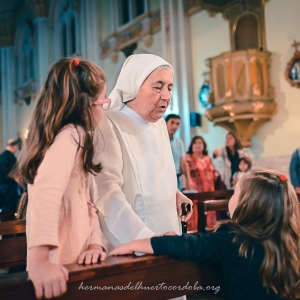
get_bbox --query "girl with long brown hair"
[17,58,109,299]
[110,168,300,299]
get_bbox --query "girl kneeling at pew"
[110,169,300,300]
[17,58,108,299]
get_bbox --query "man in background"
[165,114,186,190]
[0,139,23,212]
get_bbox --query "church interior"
[0,0,300,172]
[0,0,300,299]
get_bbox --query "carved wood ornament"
[200,0,277,147]
[285,40,300,89]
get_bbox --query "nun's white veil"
[108,54,173,110]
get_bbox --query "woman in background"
[182,136,217,231]
[213,131,249,189]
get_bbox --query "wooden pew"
[0,255,226,300]
[0,219,26,268]
[185,190,233,232]
[0,219,26,236]
[197,200,230,233]
[185,190,234,202]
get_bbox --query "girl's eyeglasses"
[90,98,111,111]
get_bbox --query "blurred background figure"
[213,132,249,189]
[289,147,300,194]
[165,114,186,190]
[182,136,217,230]
[0,139,24,213]
[231,157,252,188]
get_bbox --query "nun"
[94,54,193,254]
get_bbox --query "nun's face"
[127,67,173,122]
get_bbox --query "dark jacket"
[151,225,282,300]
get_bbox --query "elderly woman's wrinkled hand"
[176,190,193,221]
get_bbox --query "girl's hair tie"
[279,174,288,181]
[73,58,80,67]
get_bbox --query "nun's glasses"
[90,98,111,111]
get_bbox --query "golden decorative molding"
[186,0,239,17]
[285,40,300,89]
[100,11,161,60]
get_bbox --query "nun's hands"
[176,190,193,221]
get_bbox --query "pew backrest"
[0,219,26,236]
[185,190,234,202]
[0,236,27,268]
[0,219,27,268]
[197,199,230,233]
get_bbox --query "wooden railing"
[0,255,226,300]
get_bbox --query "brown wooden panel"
[0,255,226,300]
[0,236,27,268]
[203,200,229,212]
[185,190,233,202]
[0,219,26,236]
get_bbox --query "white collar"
[121,105,151,125]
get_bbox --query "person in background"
[110,169,300,300]
[0,139,24,212]
[165,114,186,190]
[213,131,249,189]
[289,148,300,194]
[231,157,252,188]
[182,136,217,230]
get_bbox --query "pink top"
[26,125,104,268]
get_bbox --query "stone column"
[34,18,49,89]
[0,47,17,148]
[28,0,49,90]
[81,0,101,66]
[160,0,195,146]
[0,18,17,148]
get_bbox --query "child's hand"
[78,244,106,265]
[109,239,154,256]
[28,261,69,299]
[109,243,135,256]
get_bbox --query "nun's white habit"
[94,54,181,250]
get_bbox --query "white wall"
[252,0,300,158]
[189,1,300,161]
[189,10,230,156]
